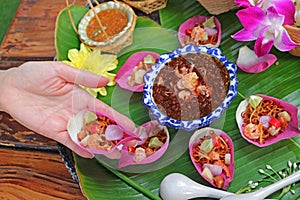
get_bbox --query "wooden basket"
[123,0,168,14]
[284,25,300,57]
[197,0,237,15]
[77,1,137,54]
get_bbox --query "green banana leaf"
[55,0,300,199]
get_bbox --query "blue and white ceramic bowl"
[143,44,238,131]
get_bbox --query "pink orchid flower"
[232,6,298,56]
[235,0,295,25]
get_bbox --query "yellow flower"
[64,43,118,97]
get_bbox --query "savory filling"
[86,8,128,42]
[241,96,291,144]
[127,55,156,86]
[152,53,229,121]
[128,125,167,163]
[183,17,218,46]
[77,115,119,151]
[191,130,232,188]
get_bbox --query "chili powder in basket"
[152,53,229,121]
[86,8,128,42]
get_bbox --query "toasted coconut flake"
[236,94,300,147]
[178,16,221,47]
[189,127,234,189]
[115,51,159,92]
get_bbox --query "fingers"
[54,131,94,158]
[66,142,94,158]
[53,62,109,88]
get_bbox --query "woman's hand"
[0,61,135,158]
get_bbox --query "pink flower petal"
[178,16,222,47]
[237,46,277,73]
[232,30,258,41]
[254,26,275,56]
[263,0,295,25]
[115,51,159,92]
[234,0,263,7]
[266,6,284,25]
[232,7,266,41]
[236,7,266,32]
[274,27,300,52]
[189,128,234,190]
[234,0,253,7]
[118,120,169,168]
[236,94,300,147]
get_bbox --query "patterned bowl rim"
[143,44,238,131]
[78,1,135,47]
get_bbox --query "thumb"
[53,62,110,88]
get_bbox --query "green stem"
[277,185,290,199]
[235,186,251,194]
[289,138,300,149]
[99,161,162,200]
[238,91,246,99]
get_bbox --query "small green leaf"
[249,95,263,109]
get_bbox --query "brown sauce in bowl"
[86,8,128,42]
[153,53,229,121]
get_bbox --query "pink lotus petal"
[189,128,234,190]
[67,109,140,157]
[236,94,300,147]
[237,46,277,73]
[118,120,169,168]
[105,125,124,141]
[178,16,221,47]
[115,51,159,92]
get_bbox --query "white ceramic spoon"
[160,173,233,200]
[160,171,300,200]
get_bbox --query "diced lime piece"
[144,55,155,64]
[83,111,97,124]
[203,17,216,28]
[278,111,291,122]
[248,95,263,109]
[200,138,213,153]
[148,137,163,148]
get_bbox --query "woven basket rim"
[284,25,300,43]
[197,0,237,15]
[123,0,168,14]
